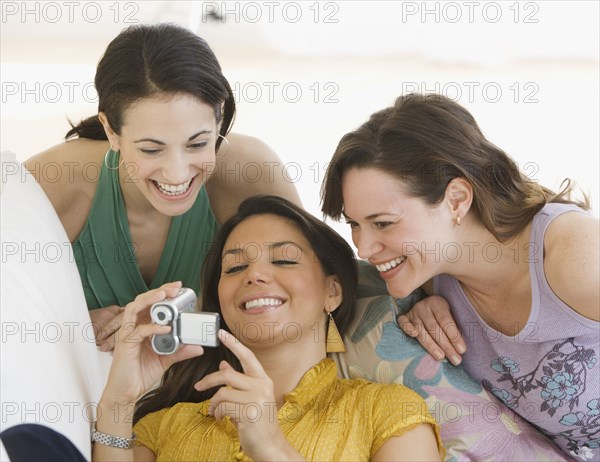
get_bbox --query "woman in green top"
[25,23,300,351]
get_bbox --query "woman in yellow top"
[94,195,444,461]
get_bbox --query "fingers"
[430,300,466,352]
[96,312,124,351]
[122,282,182,322]
[397,314,418,337]
[98,332,117,352]
[398,314,446,361]
[397,296,466,366]
[426,295,466,363]
[194,360,253,392]
[94,282,184,349]
[98,311,161,352]
[90,305,123,343]
[109,282,183,350]
[115,323,172,353]
[210,388,266,423]
[218,330,267,379]
[219,360,235,371]
[201,367,274,424]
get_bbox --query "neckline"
[444,225,541,340]
[452,277,537,339]
[283,358,337,409]
[107,149,178,290]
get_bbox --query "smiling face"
[217,214,341,350]
[101,93,218,216]
[342,167,453,298]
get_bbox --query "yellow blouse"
[134,358,443,461]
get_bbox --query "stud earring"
[455,215,461,226]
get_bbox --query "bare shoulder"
[225,132,276,161]
[206,132,301,223]
[25,138,110,242]
[544,211,599,321]
[372,424,441,461]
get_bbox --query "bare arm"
[372,424,441,462]
[206,133,302,223]
[24,139,134,349]
[544,211,600,321]
[24,138,107,242]
[133,446,156,462]
[93,283,204,462]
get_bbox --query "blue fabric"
[1,424,86,461]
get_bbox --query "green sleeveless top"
[73,150,218,310]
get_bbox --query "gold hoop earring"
[455,215,461,226]
[104,149,124,170]
[326,311,345,353]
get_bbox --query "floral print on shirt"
[482,338,599,460]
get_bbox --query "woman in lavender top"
[321,93,599,459]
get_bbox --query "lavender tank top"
[434,203,599,460]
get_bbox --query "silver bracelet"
[91,425,136,450]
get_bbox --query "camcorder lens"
[152,334,176,354]
[152,305,173,325]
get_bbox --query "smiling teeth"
[156,179,192,196]
[244,298,283,310]
[376,257,406,272]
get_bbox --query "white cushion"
[0,440,9,462]
[1,152,108,460]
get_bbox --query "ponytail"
[65,115,108,141]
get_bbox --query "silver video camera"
[150,288,220,355]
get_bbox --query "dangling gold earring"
[104,149,124,170]
[455,215,461,226]
[326,311,345,353]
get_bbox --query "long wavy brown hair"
[134,195,358,423]
[321,93,589,242]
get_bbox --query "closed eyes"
[222,260,299,275]
[139,141,210,155]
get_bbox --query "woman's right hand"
[194,330,305,461]
[397,295,466,366]
[100,282,205,405]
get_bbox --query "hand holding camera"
[150,288,220,355]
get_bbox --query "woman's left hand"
[89,304,124,351]
[397,295,465,366]
[194,330,304,462]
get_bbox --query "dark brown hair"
[134,195,357,423]
[321,93,589,242]
[66,23,235,150]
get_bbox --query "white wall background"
[2,1,598,242]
